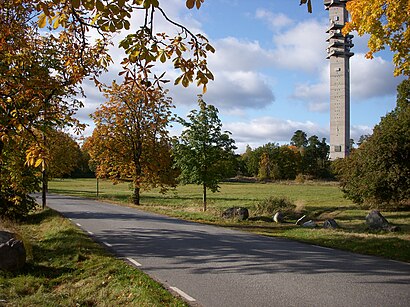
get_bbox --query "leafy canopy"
[85,77,176,205]
[334,79,410,209]
[174,96,237,210]
[344,0,410,76]
[1,0,107,217]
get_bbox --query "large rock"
[273,211,284,223]
[365,210,400,232]
[302,220,317,228]
[222,207,249,221]
[0,231,26,271]
[365,210,389,229]
[323,219,339,229]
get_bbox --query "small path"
[43,194,410,307]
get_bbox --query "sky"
[76,0,405,153]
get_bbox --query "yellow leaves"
[345,0,410,76]
[25,144,47,169]
[38,13,47,28]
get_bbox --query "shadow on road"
[46,194,410,286]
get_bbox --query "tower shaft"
[325,0,353,160]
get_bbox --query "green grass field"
[48,178,410,262]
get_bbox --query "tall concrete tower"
[325,0,353,160]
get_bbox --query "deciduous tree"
[173,96,237,211]
[344,0,410,76]
[334,79,410,209]
[1,0,108,215]
[47,130,82,179]
[85,77,176,205]
[291,130,308,149]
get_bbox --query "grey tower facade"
[325,0,353,160]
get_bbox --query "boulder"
[365,210,389,229]
[222,207,249,221]
[0,231,26,271]
[365,210,400,232]
[302,220,317,228]
[273,212,284,223]
[323,219,339,229]
[295,215,308,225]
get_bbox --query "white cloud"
[224,117,328,152]
[209,37,275,71]
[290,53,403,111]
[271,19,328,72]
[350,54,403,101]
[351,125,373,143]
[255,9,293,30]
[291,63,329,112]
[167,37,276,110]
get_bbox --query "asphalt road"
[42,194,410,307]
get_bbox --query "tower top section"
[324,0,349,10]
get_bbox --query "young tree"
[334,79,410,209]
[174,96,237,211]
[85,78,176,205]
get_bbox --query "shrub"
[253,196,296,216]
[334,80,410,210]
[0,189,38,220]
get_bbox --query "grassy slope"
[0,209,187,307]
[48,179,410,262]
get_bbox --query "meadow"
[48,178,410,262]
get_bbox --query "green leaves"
[335,80,410,209]
[173,96,237,210]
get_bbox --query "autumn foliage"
[85,78,176,205]
[344,0,410,76]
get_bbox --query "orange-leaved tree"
[0,0,109,216]
[46,130,82,179]
[84,76,176,205]
[344,0,410,77]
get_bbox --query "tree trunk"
[203,183,207,211]
[133,186,140,206]
[96,177,99,198]
[42,163,47,209]
[0,140,3,192]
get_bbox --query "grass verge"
[48,179,410,263]
[0,209,187,307]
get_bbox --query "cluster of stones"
[221,207,400,233]
[293,215,339,229]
